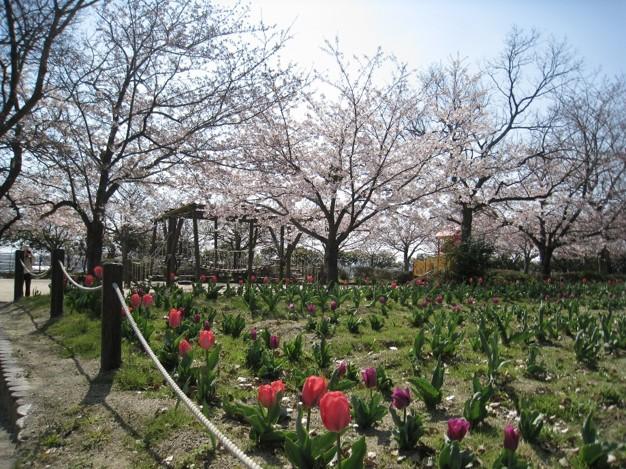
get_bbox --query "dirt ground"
[0,301,259,469]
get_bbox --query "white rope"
[111,283,262,469]
[20,260,50,278]
[58,261,103,291]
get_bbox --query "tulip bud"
[178,339,192,356]
[250,327,257,340]
[336,360,347,378]
[503,424,520,451]
[306,303,316,314]
[168,308,182,328]
[320,391,351,432]
[198,330,216,350]
[84,274,95,287]
[447,418,470,441]
[330,300,338,311]
[130,293,141,308]
[142,293,154,307]
[193,313,201,323]
[379,295,387,305]
[361,367,377,388]
[391,387,411,410]
[269,335,279,349]
[301,375,328,408]
[93,265,103,279]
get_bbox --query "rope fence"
[20,260,50,279]
[58,260,103,291]
[111,283,262,469]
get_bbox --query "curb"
[0,309,31,442]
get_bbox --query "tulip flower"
[203,320,211,330]
[130,293,141,308]
[239,278,245,286]
[391,387,411,410]
[200,274,207,283]
[168,308,182,328]
[178,338,192,356]
[198,330,216,350]
[193,313,201,323]
[320,391,351,432]
[258,384,276,408]
[169,272,176,282]
[210,275,218,284]
[250,327,257,340]
[93,265,103,279]
[391,280,398,289]
[250,274,256,282]
[330,300,338,311]
[271,379,285,394]
[336,360,347,378]
[361,367,377,388]
[142,293,153,307]
[84,274,95,287]
[447,418,470,441]
[379,295,387,305]
[302,376,327,408]
[306,274,314,283]
[269,335,279,349]
[320,391,351,466]
[288,303,295,312]
[306,303,316,314]
[503,424,520,451]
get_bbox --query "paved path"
[0,280,50,303]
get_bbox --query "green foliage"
[284,405,337,469]
[409,360,444,410]
[219,312,246,338]
[448,237,494,281]
[429,314,463,360]
[350,391,387,430]
[312,337,332,370]
[369,314,384,331]
[525,345,547,380]
[282,333,304,363]
[574,326,602,367]
[390,407,423,451]
[518,401,544,444]
[579,412,619,468]
[346,314,363,334]
[462,373,493,427]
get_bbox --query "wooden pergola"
[151,203,268,283]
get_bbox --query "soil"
[0,301,258,468]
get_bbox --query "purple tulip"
[503,424,520,451]
[361,367,377,388]
[288,303,295,311]
[391,387,411,410]
[447,418,470,441]
[330,300,338,311]
[193,313,201,323]
[379,296,387,305]
[336,360,347,378]
[203,320,211,331]
[250,327,257,340]
[269,335,280,349]
[306,303,316,314]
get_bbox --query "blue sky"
[221,0,626,77]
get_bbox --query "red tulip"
[306,274,314,284]
[320,391,351,432]
[250,274,256,282]
[435,294,444,304]
[142,293,153,307]
[210,275,218,284]
[257,380,284,408]
[301,376,327,408]
[391,280,398,289]
[270,380,285,394]
[178,339,192,356]
[84,274,95,287]
[200,274,207,283]
[130,293,141,308]
[93,265,103,279]
[198,330,215,350]
[447,418,470,441]
[168,308,182,328]
[263,276,270,284]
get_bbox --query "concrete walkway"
[0,280,50,303]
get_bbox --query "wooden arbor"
[151,203,258,283]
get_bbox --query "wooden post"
[193,211,201,282]
[50,249,65,318]
[13,250,24,301]
[247,219,255,280]
[101,263,123,371]
[279,225,285,281]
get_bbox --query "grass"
[18,280,626,468]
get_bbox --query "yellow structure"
[413,255,448,277]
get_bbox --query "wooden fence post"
[50,249,65,318]
[101,263,123,371]
[13,250,24,302]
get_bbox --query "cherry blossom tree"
[230,45,446,284]
[0,0,95,238]
[26,0,294,270]
[421,28,578,245]
[499,76,626,275]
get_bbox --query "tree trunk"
[460,204,473,244]
[403,247,411,272]
[85,218,104,272]
[538,245,554,277]
[324,237,339,285]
